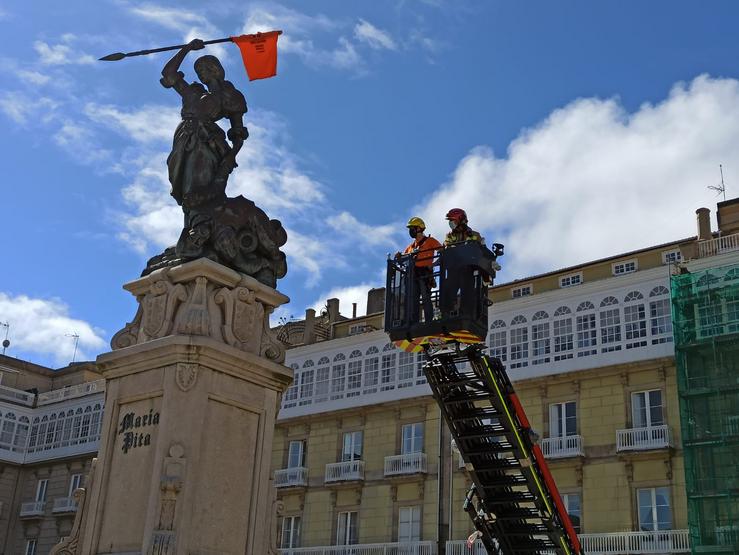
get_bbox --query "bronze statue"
[143,39,287,288]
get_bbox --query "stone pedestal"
[69,259,292,555]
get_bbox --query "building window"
[561,493,581,533]
[331,354,347,400]
[613,260,637,276]
[560,273,582,288]
[25,540,37,555]
[509,316,529,369]
[624,291,647,349]
[512,284,533,298]
[489,320,507,362]
[401,423,424,454]
[649,287,673,344]
[576,302,597,357]
[398,506,421,542]
[381,344,397,392]
[284,364,299,408]
[549,402,577,438]
[363,347,379,394]
[342,431,363,462]
[280,515,301,548]
[336,511,358,545]
[662,250,682,265]
[68,474,82,497]
[298,361,314,406]
[398,351,415,388]
[599,297,622,352]
[531,311,551,365]
[287,440,305,468]
[35,479,48,502]
[632,390,663,428]
[553,307,574,361]
[347,351,363,397]
[415,353,426,385]
[314,357,331,403]
[637,487,672,531]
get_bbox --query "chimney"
[327,298,340,324]
[696,208,712,241]
[366,288,386,315]
[352,303,357,319]
[303,308,316,345]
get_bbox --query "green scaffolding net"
[672,264,739,554]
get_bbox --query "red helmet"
[446,208,468,225]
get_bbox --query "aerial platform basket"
[384,241,500,352]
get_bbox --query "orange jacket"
[404,235,442,267]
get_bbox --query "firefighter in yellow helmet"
[396,217,442,323]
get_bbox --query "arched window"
[624,292,647,349]
[531,312,550,365]
[554,307,574,361]
[576,302,597,357]
[314,356,331,403]
[28,417,40,451]
[347,350,363,398]
[650,286,669,297]
[80,406,92,442]
[398,347,415,388]
[489,320,507,362]
[725,268,739,281]
[91,404,103,439]
[697,273,720,288]
[45,414,57,449]
[363,346,380,394]
[0,413,15,450]
[331,353,347,400]
[53,411,65,447]
[71,409,83,445]
[62,409,74,445]
[299,360,315,406]
[14,416,29,452]
[510,315,528,369]
[283,363,300,408]
[599,297,622,352]
[381,343,397,392]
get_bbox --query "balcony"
[447,530,690,554]
[325,460,365,483]
[616,425,672,452]
[19,501,45,518]
[280,541,436,554]
[0,384,35,406]
[37,379,105,406]
[52,497,78,513]
[698,232,739,258]
[540,435,584,459]
[384,452,428,477]
[274,467,308,488]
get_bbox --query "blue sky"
[3,0,739,366]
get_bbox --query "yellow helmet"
[406,216,426,230]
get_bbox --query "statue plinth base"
[69,259,292,555]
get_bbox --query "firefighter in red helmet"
[445,208,484,245]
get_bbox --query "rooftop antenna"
[0,322,9,355]
[65,333,80,363]
[708,164,727,201]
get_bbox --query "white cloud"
[16,69,50,85]
[0,91,57,125]
[33,40,95,66]
[0,293,106,365]
[415,75,739,281]
[328,212,398,249]
[354,20,396,51]
[310,282,381,318]
[84,103,180,144]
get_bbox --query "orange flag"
[231,31,281,81]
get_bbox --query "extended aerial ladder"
[385,241,582,555]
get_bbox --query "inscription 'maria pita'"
[142,38,287,288]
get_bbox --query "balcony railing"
[37,379,105,406]
[540,435,584,459]
[0,385,35,406]
[52,497,78,513]
[384,452,428,476]
[616,425,672,452]
[280,541,436,554]
[447,530,690,554]
[325,460,365,483]
[274,467,308,488]
[698,232,739,258]
[20,501,46,517]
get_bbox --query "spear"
[99,31,282,62]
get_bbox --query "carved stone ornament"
[175,363,198,392]
[147,444,186,555]
[111,258,288,363]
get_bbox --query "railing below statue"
[385,241,500,351]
